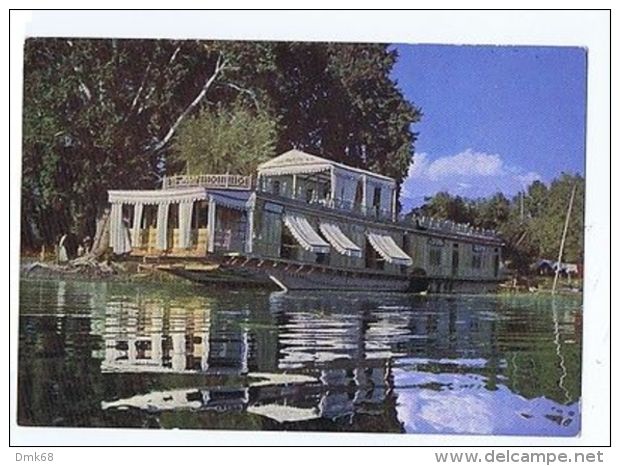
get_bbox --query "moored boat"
[107,149,503,293]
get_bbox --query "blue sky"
[392,44,587,209]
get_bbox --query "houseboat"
[107,149,503,293]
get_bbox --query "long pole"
[552,184,577,294]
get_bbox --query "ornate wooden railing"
[162,174,253,190]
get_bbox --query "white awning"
[208,190,252,211]
[108,187,207,205]
[366,232,412,266]
[283,215,330,254]
[258,164,332,178]
[258,149,396,184]
[319,223,362,258]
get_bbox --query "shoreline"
[19,256,583,297]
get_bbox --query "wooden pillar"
[292,174,297,199]
[330,167,336,206]
[362,175,367,215]
[391,187,397,221]
[207,197,216,253]
[246,196,255,254]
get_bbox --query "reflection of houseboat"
[107,150,502,292]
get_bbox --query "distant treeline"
[21,38,421,249]
[409,173,585,273]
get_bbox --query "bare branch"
[223,81,261,110]
[66,40,93,102]
[78,81,92,101]
[151,54,228,152]
[124,61,152,121]
[169,45,181,64]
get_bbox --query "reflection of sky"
[394,369,579,436]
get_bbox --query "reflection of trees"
[18,280,105,427]
[495,297,581,405]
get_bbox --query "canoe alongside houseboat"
[107,150,503,293]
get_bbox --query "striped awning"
[208,190,252,211]
[319,223,362,258]
[366,232,412,266]
[283,215,330,254]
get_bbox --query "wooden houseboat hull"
[154,256,499,293]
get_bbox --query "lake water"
[18,278,582,436]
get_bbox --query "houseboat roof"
[257,149,396,186]
[108,187,253,211]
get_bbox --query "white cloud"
[401,149,543,209]
[425,149,503,180]
[516,171,543,187]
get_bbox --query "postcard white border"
[8,9,611,448]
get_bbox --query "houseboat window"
[429,247,442,267]
[168,203,179,230]
[272,180,281,196]
[280,227,298,261]
[472,253,483,269]
[214,208,246,251]
[192,201,209,229]
[142,205,158,228]
[494,250,500,277]
[451,243,459,276]
[403,233,411,255]
[365,238,385,270]
[315,252,329,265]
[354,180,364,208]
[167,204,179,247]
[373,187,381,211]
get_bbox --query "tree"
[525,180,549,219]
[415,192,474,224]
[476,193,511,229]
[170,102,278,175]
[529,174,584,263]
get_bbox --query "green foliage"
[170,102,277,175]
[412,174,585,273]
[529,174,585,263]
[414,192,475,224]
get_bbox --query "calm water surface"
[18,278,582,436]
